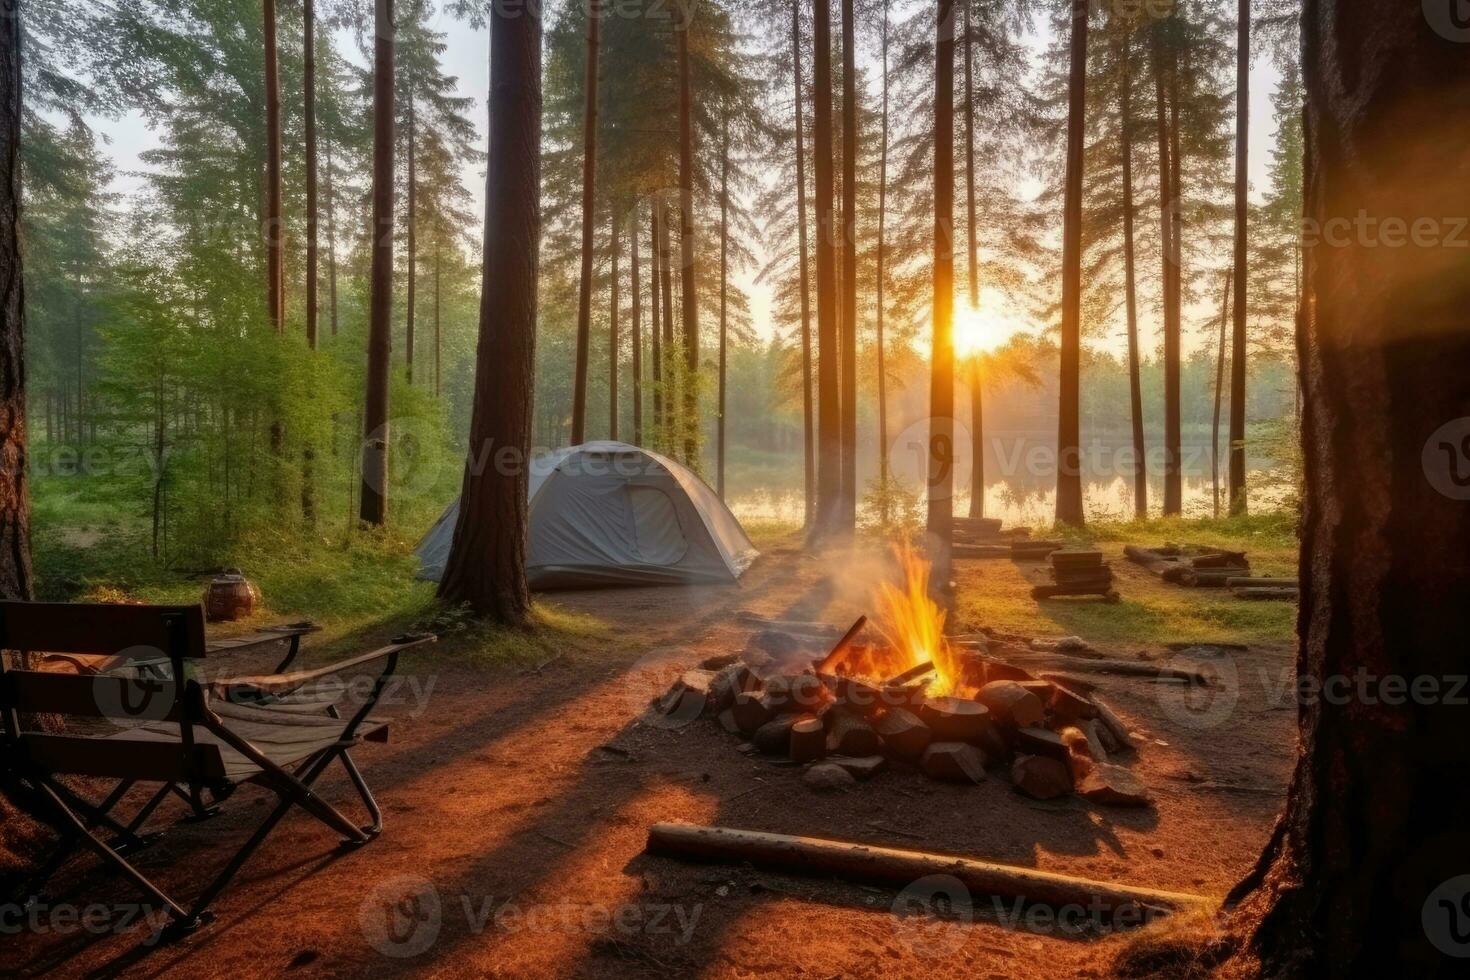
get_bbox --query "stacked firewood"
[651,634,1149,806]
[1032,551,1119,601]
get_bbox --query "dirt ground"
[1,537,1298,979]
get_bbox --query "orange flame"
[873,543,966,696]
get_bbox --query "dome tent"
[416,442,759,589]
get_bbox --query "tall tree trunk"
[264,0,284,333]
[837,0,857,530]
[963,0,977,310]
[0,11,32,602]
[434,245,442,397]
[968,361,983,519]
[676,10,700,465]
[810,0,840,538]
[304,0,318,349]
[1153,27,1182,516]
[406,92,417,384]
[649,206,663,439]
[360,0,395,526]
[1220,5,1470,973]
[792,0,816,528]
[927,0,956,593]
[1055,0,1088,527]
[571,0,602,445]
[659,198,675,449]
[875,0,890,523]
[437,0,541,624]
[1211,269,1232,518]
[326,137,339,337]
[1227,0,1249,515]
[609,211,620,442]
[1120,33,1146,519]
[717,113,729,497]
[631,203,643,445]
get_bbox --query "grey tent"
[416,441,759,589]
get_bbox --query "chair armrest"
[210,633,436,699]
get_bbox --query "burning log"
[814,616,869,671]
[884,660,935,686]
[645,824,1209,919]
[917,697,992,742]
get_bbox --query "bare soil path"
[2,536,1296,979]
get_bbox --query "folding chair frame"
[2,604,432,944]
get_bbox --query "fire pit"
[653,547,1150,807]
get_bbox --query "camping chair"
[0,601,434,942]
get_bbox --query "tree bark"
[1220,3,1470,973]
[837,0,857,531]
[658,198,675,446]
[304,0,318,349]
[927,0,956,593]
[406,92,417,384]
[571,0,602,446]
[1120,33,1146,519]
[0,9,32,602]
[326,137,339,337]
[1211,270,1232,518]
[631,202,643,444]
[968,361,983,519]
[875,0,890,524]
[434,245,442,397]
[792,0,816,528]
[717,113,729,497]
[649,206,663,439]
[1055,0,1087,527]
[360,0,395,526]
[1227,0,1249,515]
[963,0,977,311]
[436,0,541,625]
[810,0,840,539]
[264,0,284,333]
[1153,27,1181,517]
[676,10,699,466]
[609,210,620,442]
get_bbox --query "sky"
[80,6,1288,359]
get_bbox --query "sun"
[952,300,1025,359]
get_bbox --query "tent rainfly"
[416,442,759,589]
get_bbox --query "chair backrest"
[0,602,225,784]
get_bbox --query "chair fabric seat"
[103,700,386,782]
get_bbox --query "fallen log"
[1225,577,1298,589]
[953,544,1012,560]
[1031,584,1119,601]
[1231,586,1299,601]
[1024,656,1211,686]
[645,823,1209,919]
[1178,567,1251,588]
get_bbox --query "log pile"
[1124,544,1251,587]
[652,625,1150,807]
[1032,551,1119,601]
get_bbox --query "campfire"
[655,546,1150,806]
